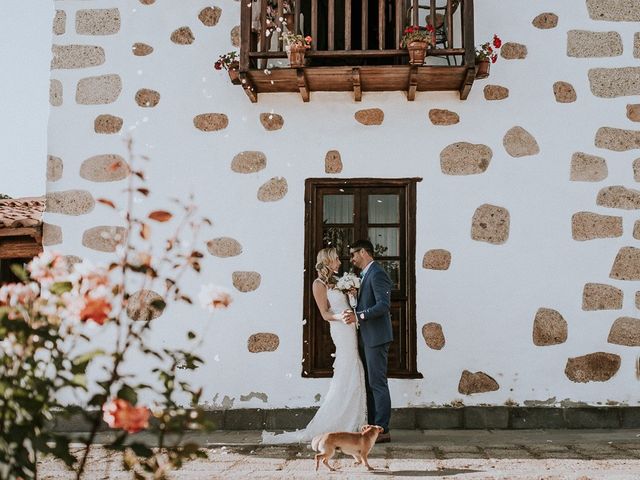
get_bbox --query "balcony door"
[302,178,422,378]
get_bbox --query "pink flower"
[103,399,150,433]
[198,284,233,312]
[0,282,39,308]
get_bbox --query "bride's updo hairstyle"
[316,247,339,286]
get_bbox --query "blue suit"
[356,261,393,432]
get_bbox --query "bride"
[261,247,367,444]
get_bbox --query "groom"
[343,239,393,443]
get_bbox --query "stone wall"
[46,0,640,409]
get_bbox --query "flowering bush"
[214,51,238,71]
[282,33,312,48]
[475,34,502,63]
[400,24,435,48]
[0,139,232,479]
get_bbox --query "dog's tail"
[311,434,322,452]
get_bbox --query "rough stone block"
[388,408,416,429]
[82,225,126,252]
[471,204,510,245]
[231,151,266,173]
[51,44,105,69]
[589,68,640,98]
[264,408,316,430]
[135,88,160,107]
[610,246,640,280]
[503,126,539,157]
[634,159,640,181]
[43,223,62,246]
[94,114,123,134]
[230,25,240,47]
[567,30,622,57]
[586,0,640,21]
[46,190,95,215]
[171,26,194,45]
[80,154,129,182]
[247,333,279,353]
[597,186,640,209]
[422,249,451,270]
[415,408,462,429]
[422,322,445,350]
[564,407,620,428]
[76,8,120,35]
[50,79,63,106]
[257,177,287,202]
[635,32,640,58]
[483,84,509,100]
[232,271,261,292]
[634,220,640,240]
[553,81,577,103]
[532,12,558,29]
[440,142,492,175]
[510,408,566,429]
[207,237,242,257]
[259,112,284,130]
[582,283,623,310]
[532,308,568,346]
[53,10,66,35]
[627,104,640,122]
[458,370,499,395]
[428,109,459,125]
[324,150,342,173]
[571,212,621,240]
[76,74,122,105]
[199,7,222,26]
[47,155,63,182]
[224,409,264,430]
[595,127,640,151]
[564,352,621,382]
[194,113,228,131]
[132,43,153,56]
[570,152,607,181]
[500,42,527,59]
[355,108,384,125]
[607,316,640,346]
[126,289,165,321]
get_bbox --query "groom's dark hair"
[350,239,374,257]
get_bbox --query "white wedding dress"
[261,284,367,444]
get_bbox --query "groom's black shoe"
[375,432,391,444]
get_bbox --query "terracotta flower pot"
[407,41,428,65]
[475,59,490,79]
[287,44,306,68]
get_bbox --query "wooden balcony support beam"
[407,66,418,101]
[297,69,310,102]
[352,67,362,102]
[459,66,475,100]
[239,73,258,102]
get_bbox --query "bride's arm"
[312,280,342,322]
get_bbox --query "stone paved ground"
[38,429,640,479]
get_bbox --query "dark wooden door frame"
[302,177,422,378]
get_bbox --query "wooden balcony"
[238,0,475,102]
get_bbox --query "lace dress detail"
[261,285,367,444]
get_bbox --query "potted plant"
[282,33,312,68]
[401,25,435,65]
[475,34,502,79]
[214,51,240,84]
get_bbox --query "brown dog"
[311,425,384,471]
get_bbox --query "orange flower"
[102,398,150,433]
[79,295,112,325]
[198,284,233,312]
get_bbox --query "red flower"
[102,399,150,434]
[214,61,222,70]
[304,35,312,44]
[492,34,502,49]
[79,295,112,325]
[491,54,497,63]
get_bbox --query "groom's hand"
[342,310,356,324]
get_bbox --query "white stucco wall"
[46,0,640,409]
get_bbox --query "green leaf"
[128,442,153,457]
[117,384,138,405]
[187,331,196,340]
[9,263,28,282]
[50,281,73,295]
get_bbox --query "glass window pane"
[323,195,354,224]
[368,227,399,257]
[323,227,354,257]
[368,195,399,224]
[379,260,400,290]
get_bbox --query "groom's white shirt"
[360,260,374,279]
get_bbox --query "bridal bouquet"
[335,272,360,293]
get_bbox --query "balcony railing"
[238,0,475,102]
